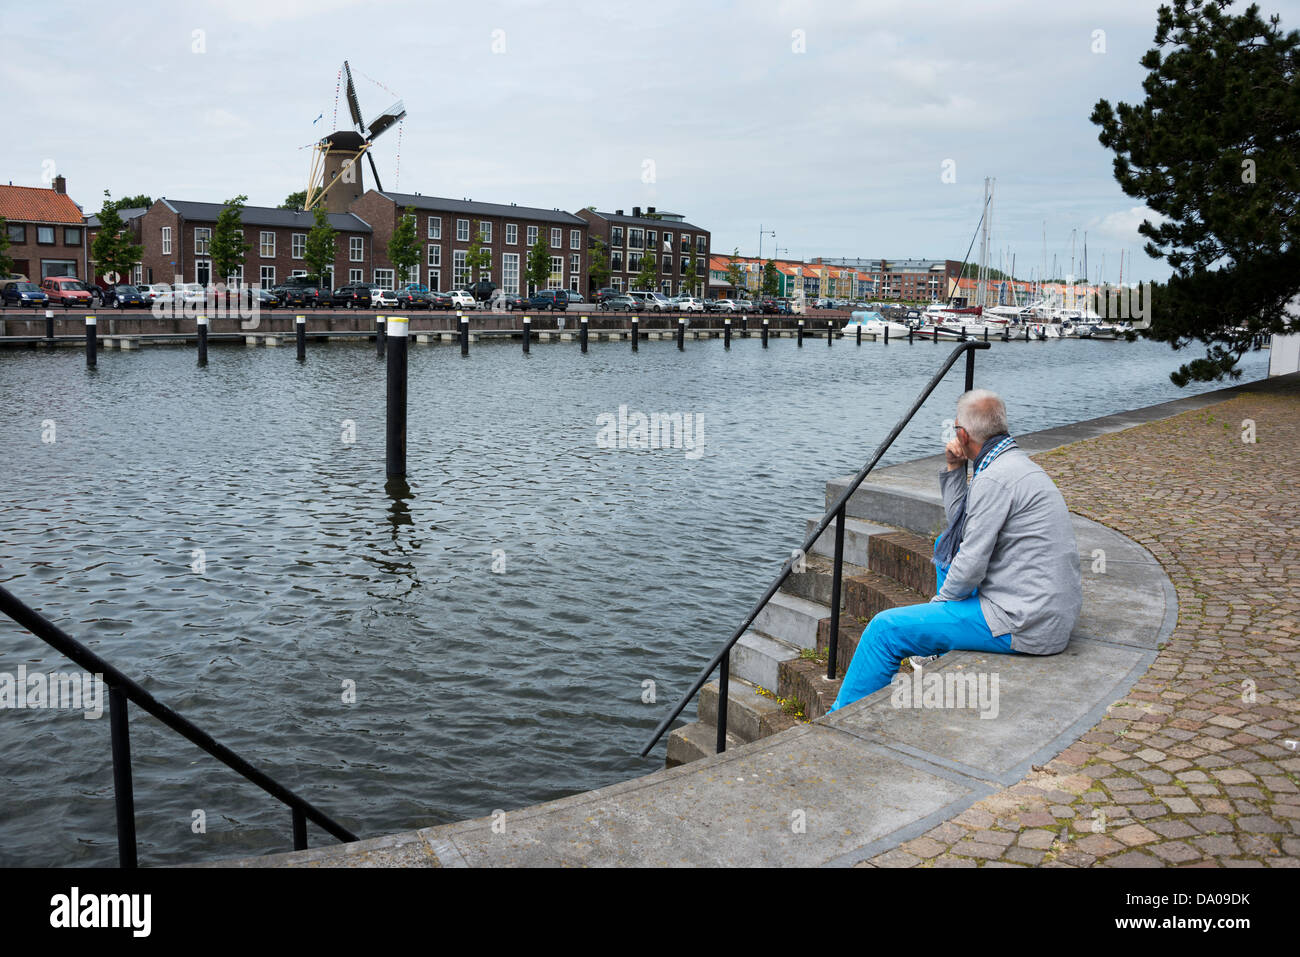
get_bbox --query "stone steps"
[845,569,930,623]
[699,677,800,743]
[752,591,828,651]
[783,554,866,608]
[868,530,937,597]
[665,719,744,768]
[804,515,892,568]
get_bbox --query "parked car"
[1,281,50,307]
[448,290,477,310]
[41,276,92,307]
[528,289,569,312]
[564,289,585,303]
[393,287,431,309]
[675,296,704,313]
[137,284,168,304]
[598,294,637,312]
[593,287,620,305]
[500,292,530,311]
[255,289,280,310]
[277,285,323,308]
[709,298,742,313]
[428,290,453,310]
[374,289,400,308]
[468,279,498,304]
[331,284,376,308]
[111,285,145,309]
[628,291,671,312]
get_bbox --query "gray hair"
[956,389,1009,443]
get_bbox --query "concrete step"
[804,515,893,567]
[816,617,867,675]
[699,677,800,744]
[783,554,867,608]
[665,720,744,768]
[752,592,829,650]
[828,479,948,540]
[778,656,842,722]
[844,569,930,624]
[732,630,801,690]
[868,530,938,598]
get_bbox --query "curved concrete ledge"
[206,384,1199,867]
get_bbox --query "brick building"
[577,206,710,298]
[86,207,147,286]
[814,258,962,302]
[0,176,88,281]
[138,199,373,289]
[351,190,588,294]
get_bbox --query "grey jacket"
[935,448,1081,655]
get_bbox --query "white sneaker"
[906,654,940,671]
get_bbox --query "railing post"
[108,685,138,869]
[631,315,638,351]
[375,315,386,358]
[965,344,976,392]
[292,806,308,851]
[580,315,588,353]
[827,505,846,680]
[716,650,729,754]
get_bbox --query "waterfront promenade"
[209,373,1298,868]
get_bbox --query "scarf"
[934,432,1017,567]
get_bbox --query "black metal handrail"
[640,341,991,757]
[0,584,359,867]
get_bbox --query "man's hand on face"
[945,437,968,471]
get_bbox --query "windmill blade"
[343,60,365,134]
[367,149,383,194]
[365,100,406,141]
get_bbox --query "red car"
[42,277,92,307]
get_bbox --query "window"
[612,277,623,291]
[64,227,81,245]
[696,257,705,278]
[696,236,707,253]
[628,228,643,249]
[570,229,580,250]
[37,226,55,244]
[611,226,623,246]
[373,269,394,289]
[548,256,563,289]
[661,279,672,297]
[290,270,308,279]
[660,231,673,252]
[570,273,580,292]
[681,256,689,274]
[569,254,580,286]
[350,236,363,262]
[40,259,77,278]
[406,265,418,285]
[502,253,520,294]
[526,225,539,246]
[427,269,440,289]
[427,216,441,239]
[260,231,275,257]
[349,268,363,283]
[456,219,470,242]
[260,265,275,287]
[647,230,656,249]
[681,234,690,252]
[611,251,623,272]
[194,227,211,255]
[161,226,172,254]
[453,250,469,289]
[428,244,441,267]
[506,223,517,245]
[291,233,305,259]
[479,222,491,243]
[5,223,24,243]
[227,264,244,285]
[133,265,143,286]
[196,259,211,285]
[627,252,641,273]
[549,227,561,249]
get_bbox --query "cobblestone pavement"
[861,380,1300,868]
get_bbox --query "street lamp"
[758,225,775,261]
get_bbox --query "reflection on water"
[0,336,1270,865]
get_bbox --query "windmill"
[304,60,406,215]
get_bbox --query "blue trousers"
[828,543,1013,713]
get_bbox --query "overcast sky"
[5,0,1297,282]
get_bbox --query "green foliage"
[632,250,658,291]
[91,191,144,282]
[102,194,152,214]
[387,208,420,286]
[280,190,308,211]
[304,206,337,288]
[682,254,698,296]
[465,221,492,282]
[762,259,780,297]
[0,217,12,277]
[209,195,251,286]
[1090,0,1300,385]
[526,233,551,292]
[725,249,744,292]
[588,236,611,290]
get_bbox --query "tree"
[1090,0,1300,385]
[632,251,658,291]
[588,236,611,291]
[91,191,144,283]
[0,217,12,277]
[465,221,492,283]
[387,208,419,287]
[682,255,698,297]
[526,233,551,293]
[725,249,745,296]
[280,190,307,211]
[762,259,780,297]
[304,205,337,288]
[209,195,251,288]
[102,194,152,214]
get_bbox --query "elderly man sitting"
[829,389,1082,712]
